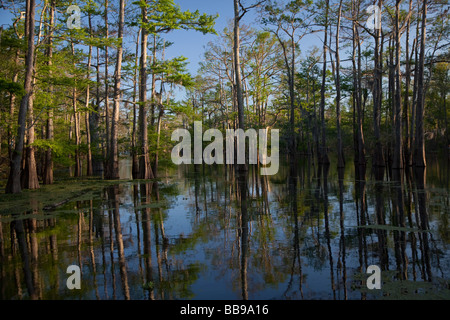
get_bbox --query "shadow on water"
[0,158,449,300]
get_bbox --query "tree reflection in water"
[0,160,449,299]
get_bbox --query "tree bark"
[403,0,413,167]
[6,0,36,194]
[91,46,103,176]
[73,85,82,177]
[352,0,365,167]
[43,0,55,184]
[85,102,92,176]
[335,0,345,168]
[289,33,296,155]
[372,0,385,167]
[234,0,245,132]
[388,35,394,166]
[71,41,82,177]
[392,0,403,169]
[68,113,73,176]
[410,1,420,168]
[104,0,111,177]
[233,0,249,172]
[132,29,140,179]
[107,0,125,180]
[8,52,19,165]
[138,3,154,180]
[319,0,330,165]
[414,0,427,167]
[85,12,93,176]
[22,93,40,190]
[153,104,163,179]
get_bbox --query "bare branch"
[238,0,267,21]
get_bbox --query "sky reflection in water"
[0,159,449,300]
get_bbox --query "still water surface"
[0,159,449,300]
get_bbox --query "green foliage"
[132,0,217,35]
[151,56,194,88]
[0,78,24,96]
[31,139,76,167]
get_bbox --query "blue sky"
[164,0,234,74]
[0,0,324,101]
[0,0,235,75]
[163,0,253,75]
[0,1,260,94]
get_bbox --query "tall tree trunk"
[68,113,73,176]
[444,88,448,151]
[153,105,163,179]
[6,0,36,194]
[353,0,365,166]
[43,0,55,184]
[233,0,250,172]
[26,0,47,192]
[289,34,296,155]
[138,2,154,180]
[104,0,110,177]
[22,93,40,190]
[73,85,82,177]
[414,0,427,167]
[91,46,103,176]
[335,0,345,168]
[388,35,394,166]
[8,52,19,165]
[403,0,413,167]
[356,25,365,166]
[132,29,140,180]
[233,0,245,132]
[352,91,358,165]
[151,40,166,178]
[107,0,125,180]
[319,0,330,165]
[150,34,157,128]
[85,107,92,176]
[72,42,82,177]
[85,13,93,176]
[373,0,385,167]
[392,0,403,169]
[313,80,320,163]
[410,1,420,167]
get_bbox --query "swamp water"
[0,159,449,300]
